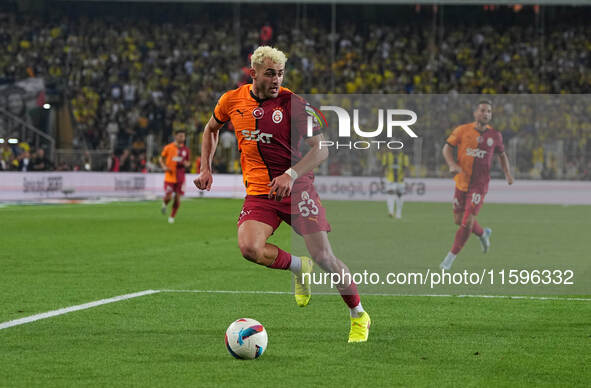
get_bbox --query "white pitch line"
[160,289,291,295]
[2,288,588,331]
[158,289,591,302]
[0,289,160,330]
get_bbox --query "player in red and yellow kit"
[160,129,191,224]
[194,46,370,342]
[440,100,514,270]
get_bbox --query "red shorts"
[237,187,331,236]
[453,186,486,216]
[164,181,184,196]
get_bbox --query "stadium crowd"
[1,4,590,178]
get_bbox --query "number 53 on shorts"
[297,191,319,218]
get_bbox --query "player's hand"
[449,163,462,175]
[194,171,213,191]
[506,175,514,185]
[268,173,293,201]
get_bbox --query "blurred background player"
[440,100,514,270]
[194,46,370,343]
[381,150,410,219]
[160,129,191,224]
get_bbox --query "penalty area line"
[159,289,591,302]
[0,289,160,331]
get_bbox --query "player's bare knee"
[238,242,263,263]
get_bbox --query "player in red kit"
[440,100,514,270]
[194,46,370,342]
[160,129,191,224]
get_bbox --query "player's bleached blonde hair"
[250,46,287,68]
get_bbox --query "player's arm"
[497,151,514,185]
[194,115,224,191]
[442,143,462,175]
[298,133,329,175]
[159,153,170,172]
[267,133,329,201]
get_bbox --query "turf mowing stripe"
[158,289,591,301]
[0,290,160,330]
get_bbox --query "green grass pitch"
[1,199,590,387]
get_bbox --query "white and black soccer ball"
[225,318,268,360]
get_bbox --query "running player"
[194,46,370,342]
[440,100,514,270]
[160,129,191,224]
[381,150,410,219]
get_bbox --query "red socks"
[268,248,292,269]
[171,196,180,218]
[472,220,484,237]
[451,224,471,255]
[337,282,361,309]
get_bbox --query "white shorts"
[385,182,405,195]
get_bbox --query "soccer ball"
[225,318,268,360]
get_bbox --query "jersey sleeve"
[161,145,169,158]
[292,95,325,137]
[495,132,505,154]
[446,126,463,147]
[213,92,231,124]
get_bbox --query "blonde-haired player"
[195,46,370,342]
[250,45,287,68]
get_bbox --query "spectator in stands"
[30,148,53,171]
[1,4,590,176]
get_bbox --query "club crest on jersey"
[253,107,264,119]
[272,108,283,124]
[487,137,494,147]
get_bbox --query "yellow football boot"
[294,256,313,307]
[348,312,371,343]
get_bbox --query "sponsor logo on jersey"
[252,107,264,119]
[272,108,283,124]
[466,147,487,158]
[241,129,273,143]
